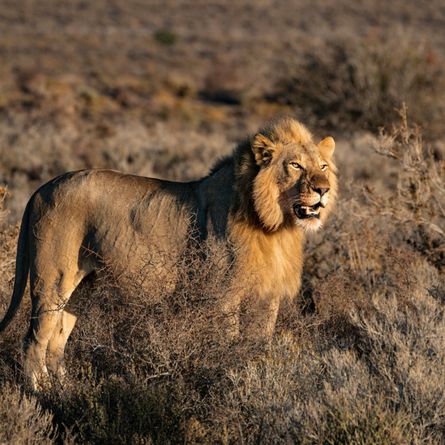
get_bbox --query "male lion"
[0,118,336,389]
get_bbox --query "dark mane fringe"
[231,139,262,227]
[207,137,255,177]
[203,137,261,228]
[207,155,233,177]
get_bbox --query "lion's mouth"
[293,202,321,219]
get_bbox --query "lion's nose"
[314,186,329,197]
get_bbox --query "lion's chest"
[231,223,304,299]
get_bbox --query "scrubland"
[0,1,444,443]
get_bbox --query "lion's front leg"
[241,294,281,342]
[220,290,241,341]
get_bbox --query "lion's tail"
[0,197,32,333]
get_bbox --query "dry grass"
[0,1,445,443]
[0,384,64,444]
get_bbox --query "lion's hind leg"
[24,296,62,391]
[47,310,77,381]
[24,270,82,390]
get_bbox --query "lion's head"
[250,118,337,232]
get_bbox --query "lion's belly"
[85,196,193,298]
[83,225,184,297]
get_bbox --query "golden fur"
[0,118,337,389]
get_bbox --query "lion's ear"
[252,134,275,166]
[318,136,335,158]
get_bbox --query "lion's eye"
[321,164,328,171]
[290,162,303,170]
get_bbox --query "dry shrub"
[153,29,178,46]
[272,32,445,135]
[67,238,237,376]
[0,384,71,444]
[200,57,246,105]
[0,187,9,227]
[369,107,445,269]
[41,373,179,444]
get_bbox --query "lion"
[0,117,337,389]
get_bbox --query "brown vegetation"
[0,0,444,443]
